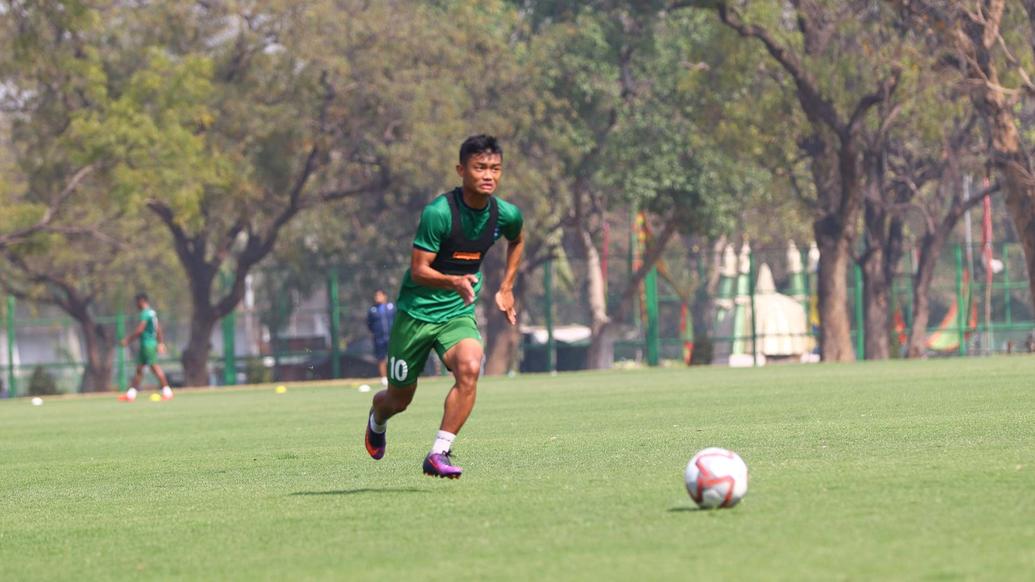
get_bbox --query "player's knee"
[456,357,481,381]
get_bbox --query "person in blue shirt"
[366,289,396,387]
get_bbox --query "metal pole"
[954,244,967,356]
[629,206,640,332]
[327,268,341,379]
[749,250,759,367]
[645,266,660,366]
[1003,243,1013,326]
[273,293,286,381]
[116,312,127,392]
[6,295,15,397]
[853,263,865,359]
[801,248,813,348]
[221,272,237,386]
[963,175,975,276]
[544,258,556,373]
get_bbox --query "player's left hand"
[158,342,167,355]
[495,288,517,325]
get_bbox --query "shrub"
[243,357,272,385]
[28,366,59,396]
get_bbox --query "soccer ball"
[684,447,749,509]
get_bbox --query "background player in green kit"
[364,135,524,479]
[119,293,173,402]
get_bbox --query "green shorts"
[138,341,158,366]
[387,311,481,386]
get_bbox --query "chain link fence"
[1,242,1032,396]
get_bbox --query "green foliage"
[27,366,58,396]
[243,357,273,386]
[1,0,1032,371]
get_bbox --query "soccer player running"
[118,293,173,402]
[365,135,524,479]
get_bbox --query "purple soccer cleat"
[422,451,462,479]
[365,411,386,460]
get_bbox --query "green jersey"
[139,307,158,346]
[397,191,523,323]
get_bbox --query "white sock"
[126,387,138,399]
[431,430,456,454]
[161,386,173,397]
[369,413,387,434]
[380,376,388,387]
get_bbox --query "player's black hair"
[135,292,149,303]
[459,134,502,165]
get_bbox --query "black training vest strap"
[429,188,499,276]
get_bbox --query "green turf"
[2,357,1034,581]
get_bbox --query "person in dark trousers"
[367,289,396,387]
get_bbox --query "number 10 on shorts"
[389,357,409,383]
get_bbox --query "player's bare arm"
[494,232,524,325]
[121,321,146,346]
[155,320,167,354]
[410,247,479,305]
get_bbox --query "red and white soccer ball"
[684,447,749,509]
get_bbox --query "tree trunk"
[482,255,522,375]
[182,305,217,387]
[581,226,613,369]
[483,315,521,375]
[176,252,249,387]
[993,152,1035,315]
[860,246,889,360]
[961,2,1035,326]
[860,175,891,360]
[814,228,856,361]
[79,318,115,392]
[689,237,726,364]
[906,232,944,358]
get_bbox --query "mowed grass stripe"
[1,357,1032,581]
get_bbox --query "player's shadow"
[290,487,427,496]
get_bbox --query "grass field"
[2,357,1034,581]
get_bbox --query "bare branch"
[714,1,844,132]
[0,164,94,248]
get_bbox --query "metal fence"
[1,242,1032,396]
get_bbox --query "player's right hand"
[453,274,478,305]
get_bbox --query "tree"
[0,0,180,391]
[529,3,753,368]
[0,1,98,250]
[239,0,567,376]
[893,0,1035,324]
[691,0,903,361]
[84,1,407,386]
